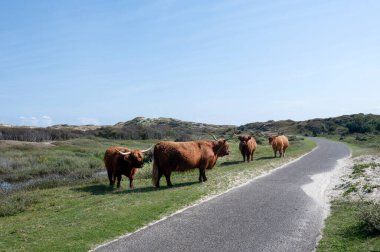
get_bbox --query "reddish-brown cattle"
[268,135,289,158]
[104,146,150,189]
[152,139,230,187]
[238,135,257,162]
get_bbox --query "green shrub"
[358,200,380,232]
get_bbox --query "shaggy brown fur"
[238,135,257,162]
[152,139,230,187]
[268,135,289,158]
[104,146,144,189]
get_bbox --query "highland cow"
[104,146,152,189]
[238,135,257,162]
[152,136,231,188]
[268,135,289,158]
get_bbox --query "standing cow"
[152,136,231,188]
[238,135,257,162]
[104,146,152,189]
[268,135,289,158]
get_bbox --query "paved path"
[93,138,350,252]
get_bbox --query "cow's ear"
[123,154,131,160]
[238,136,242,141]
[223,139,227,143]
[248,136,251,140]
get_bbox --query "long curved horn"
[118,150,131,155]
[141,145,154,153]
[208,133,218,141]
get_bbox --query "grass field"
[317,135,380,252]
[0,137,315,251]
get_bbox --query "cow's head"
[268,136,276,144]
[130,150,146,168]
[118,145,154,169]
[238,135,252,146]
[209,130,236,157]
[215,139,230,156]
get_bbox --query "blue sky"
[1,0,379,126]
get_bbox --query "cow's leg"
[164,173,173,187]
[242,154,245,162]
[107,170,114,186]
[202,169,207,182]
[116,174,122,188]
[155,170,163,188]
[129,169,137,189]
[274,150,277,158]
[251,151,254,161]
[129,178,134,189]
[199,168,207,182]
[246,154,250,162]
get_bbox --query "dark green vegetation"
[317,135,380,252]
[0,137,315,251]
[1,113,379,142]
[240,113,380,137]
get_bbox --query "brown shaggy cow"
[238,135,257,162]
[152,139,230,187]
[104,146,151,189]
[268,135,289,158]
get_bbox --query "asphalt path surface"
[93,138,350,252]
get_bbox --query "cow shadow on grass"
[220,161,242,166]
[115,181,199,195]
[255,156,275,160]
[73,181,199,196]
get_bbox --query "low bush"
[358,200,380,233]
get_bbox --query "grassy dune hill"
[1,113,379,142]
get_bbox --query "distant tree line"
[0,124,232,142]
[0,127,86,142]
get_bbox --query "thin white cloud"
[41,116,53,126]
[19,116,53,127]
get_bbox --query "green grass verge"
[317,134,380,252]
[317,200,380,252]
[0,138,315,251]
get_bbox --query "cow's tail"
[152,145,159,187]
